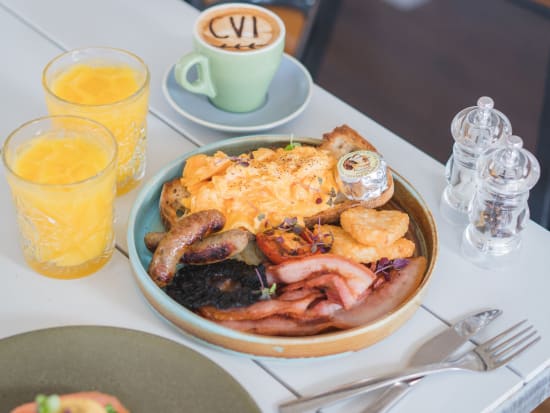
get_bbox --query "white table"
[1,1,549,412]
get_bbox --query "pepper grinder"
[440,96,512,226]
[461,135,540,268]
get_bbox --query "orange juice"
[3,117,117,279]
[43,48,150,195]
[52,65,140,106]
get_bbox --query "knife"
[361,308,503,413]
[279,308,502,413]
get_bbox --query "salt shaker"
[461,135,540,268]
[440,96,512,226]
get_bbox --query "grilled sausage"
[144,231,164,252]
[145,228,253,265]
[183,228,254,264]
[148,210,225,287]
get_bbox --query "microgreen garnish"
[256,212,266,221]
[275,217,305,235]
[375,258,410,281]
[228,155,250,167]
[326,187,338,206]
[284,134,302,151]
[105,405,118,413]
[309,229,334,253]
[265,283,277,298]
[285,142,301,150]
[278,216,298,230]
[255,268,277,300]
[317,176,323,185]
[36,394,60,413]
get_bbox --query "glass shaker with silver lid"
[440,96,512,226]
[461,135,540,268]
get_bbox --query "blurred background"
[186,0,550,232]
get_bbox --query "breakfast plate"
[127,134,438,358]
[0,326,260,412]
[162,54,312,132]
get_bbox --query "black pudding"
[165,261,267,310]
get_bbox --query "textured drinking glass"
[42,47,150,195]
[2,116,118,279]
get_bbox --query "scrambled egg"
[180,145,338,233]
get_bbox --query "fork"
[279,320,540,413]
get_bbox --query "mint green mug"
[175,3,285,113]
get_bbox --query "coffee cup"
[175,3,285,113]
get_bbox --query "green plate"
[0,326,260,412]
[127,135,438,358]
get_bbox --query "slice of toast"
[319,124,378,158]
[159,177,189,230]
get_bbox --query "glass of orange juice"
[42,47,150,195]
[2,116,118,279]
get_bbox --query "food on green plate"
[11,392,129,413]
[145,125,424,336]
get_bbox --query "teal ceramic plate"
[0,326,260,412]
[127,135,438,358]
[162,54,312,132]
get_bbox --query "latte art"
[199,8,281,51]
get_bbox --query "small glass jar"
[440,96,512,226]
[461,135,540,268]
[335,150,389,201]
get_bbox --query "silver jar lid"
[336,150,388,201]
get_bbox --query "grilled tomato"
[256,224,333,264]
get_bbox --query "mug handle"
[174,52,216,98]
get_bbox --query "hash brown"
[317,224,415,264]
[340,207,409,247]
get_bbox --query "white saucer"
[162,54,312,133]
